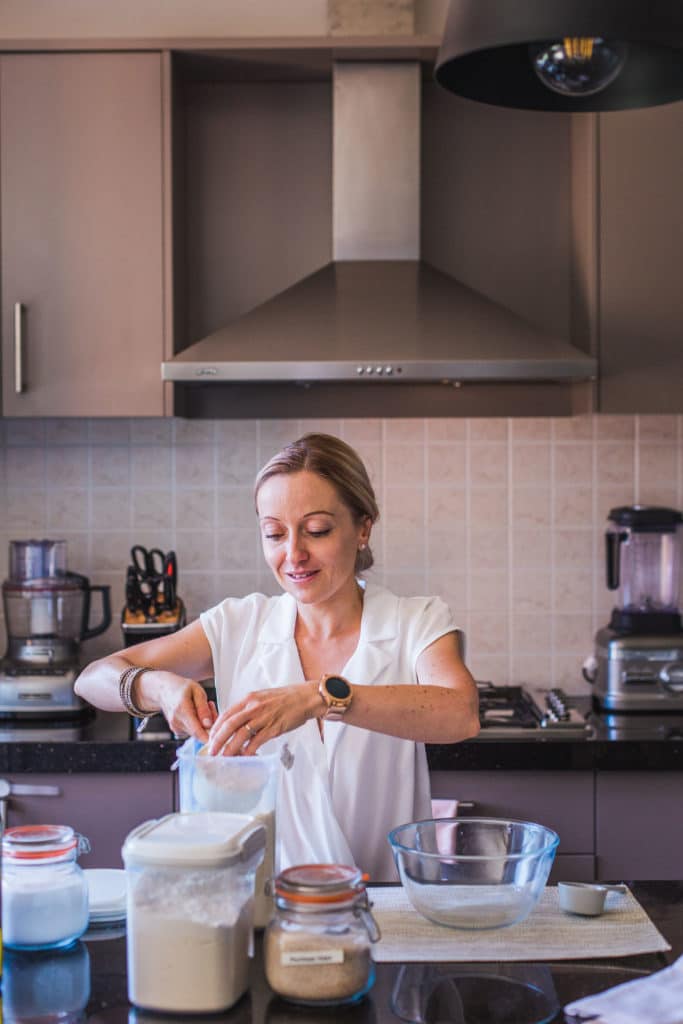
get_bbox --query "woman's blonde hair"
[254,433,379,573]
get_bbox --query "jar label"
[281,949,345,966]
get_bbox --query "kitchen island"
[3,883,680,1024]
[2,708,682,879]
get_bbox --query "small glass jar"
[264,864,381,1007]
[2,825,91,950]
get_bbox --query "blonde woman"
[75,433,479,879]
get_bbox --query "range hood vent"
[163,63,596,387]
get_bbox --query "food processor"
[585,506,683,711]
[0,540,111,719]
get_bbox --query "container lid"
[121,811,266,869]
[608,505,683,531]
[2,824,87,862]
[274,863,366,905]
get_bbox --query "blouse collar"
[256,579,399,646]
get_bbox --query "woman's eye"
[308,529,331,537]
[264,533,283,542]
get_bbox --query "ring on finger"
[245,722,257,738]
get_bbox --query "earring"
[359,543,367,551]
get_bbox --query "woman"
[75,433,479,879]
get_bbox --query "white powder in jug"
[127,868,255,1013]
[2,872,88,948]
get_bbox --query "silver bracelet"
[118,665,155,718]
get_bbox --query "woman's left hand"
[206,682,323,756]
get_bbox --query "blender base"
[0,664,87,718]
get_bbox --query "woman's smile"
[286,569,320,584]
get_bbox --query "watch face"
[326,676,351,699]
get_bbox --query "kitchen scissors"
[131,545,165,582]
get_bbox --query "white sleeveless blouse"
[200,581,456,881]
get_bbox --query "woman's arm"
[207,631,480,755]
[74,619,218,742]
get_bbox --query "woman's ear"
[358,515,372,548]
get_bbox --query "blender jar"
[2,825,91,950]
[123,811,266,1014]
[3,539,112,665]
[9,540,67,582]
[606,506,683,630]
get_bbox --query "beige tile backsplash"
[1,414,682,694]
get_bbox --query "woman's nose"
[285,535,308,563]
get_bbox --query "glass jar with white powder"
[2,825,90,950]
[264,864,381,1007]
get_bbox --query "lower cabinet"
[5,772,174,868]
[596,772,683,881]
[430,770,596,882]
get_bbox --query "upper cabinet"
[2,44,681,417]
[597,102,683,413]
[0,53,167,417]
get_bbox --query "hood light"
[435,0,683,112]
[529,37,629,98]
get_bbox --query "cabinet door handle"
[14,301,25,393]
[0,778,62,832]
[0,777,10,832]
[10,783,61,798]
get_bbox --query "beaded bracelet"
[118,665,155,719]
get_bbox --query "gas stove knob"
[547,688,569,719]
[659,663,683,694]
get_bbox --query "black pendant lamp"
[435,0,683,112]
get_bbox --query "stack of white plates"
[84,868,127,925]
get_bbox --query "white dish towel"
[564,954,683,1024]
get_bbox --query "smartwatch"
[318,674,353,721]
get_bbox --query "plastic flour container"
[176,737,280,927]
[122,811,266,1014]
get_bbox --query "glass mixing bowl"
[387,818,559,930]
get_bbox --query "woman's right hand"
[144,672,218,743]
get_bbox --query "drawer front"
[431,770,594,855]
[549,854,596,883]
[597,772,683,880]
[5,772,174,869]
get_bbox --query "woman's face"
[256,470,371,605]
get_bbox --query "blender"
[585,506,683,711]
[0,540,111,718]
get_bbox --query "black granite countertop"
[3,883,680,1024]
[1,707,683,773]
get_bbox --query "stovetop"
[476,683,592,739]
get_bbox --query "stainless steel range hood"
[163,63,596,386]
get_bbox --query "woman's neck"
[294,578,364,643]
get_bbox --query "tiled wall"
[1,414,682,694]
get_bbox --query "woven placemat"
[367,885,671,962]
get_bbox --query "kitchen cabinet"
[3,772,174,868]
[597,103,683,413]
[0,53,166,417]
[430,769,595,882]
[596,772,683,880]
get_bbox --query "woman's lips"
[286,569,319,583]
